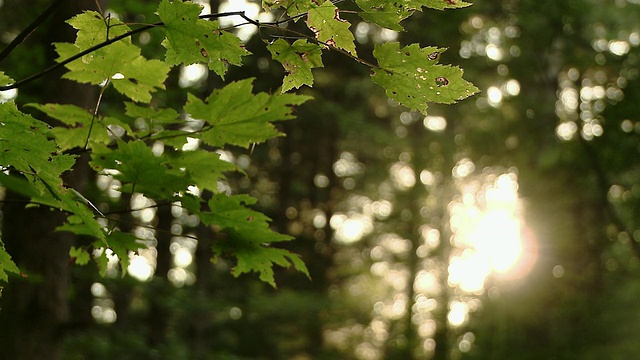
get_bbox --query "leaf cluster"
[0,0,477,287]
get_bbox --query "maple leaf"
[232,247,309,288]
[355,0,414,31]
[106,231,141,275]
[0,241,20,282]
[166,150,238,193]
[262,0,314,16]
[306,0,357,56]
[181,193,309,287]
[0,103,107,243]
[157,0,250,78]
[69,246,91,266]
[54,11,169,103]
[268,39,324,92]
[90,140,190,199]
[371,43,479,114]
[414,0,473,10]
[0,102,58,175]
[185,78,312,148]
[27,103,131,150]
[355,0,471,30]
[0,71,11,87]
[124,102,181,126]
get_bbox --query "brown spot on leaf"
[200,48,208,58]
[428,52,439,60]
[435,76,449,86]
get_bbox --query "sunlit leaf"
[0,71,12,86]
[54,11,169,103]
[371,43,479,114]
[355,0,471,30]
[355,0,414,31]
[268,39,324,92]
[262,0,314,16]
[157,0,250,78]
[185,78,312,148]
[306,1,357,55]
[414,0,473,10]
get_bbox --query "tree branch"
[0,0,64,63]
[0,1,363,91]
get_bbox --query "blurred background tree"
[1,0,640,359]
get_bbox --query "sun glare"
[449,173,535,294]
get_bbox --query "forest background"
[1,0,640,359]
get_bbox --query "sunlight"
[472,209,522,273]
[332,213,374,244]
[449,173,536,293]
[218,0,274,42]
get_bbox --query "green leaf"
[27,103,127,150]
[355,0,414,31]
[69,246,91,266]
[124,102,184,143]
[268,39,324,92]
[54,11,169,103]
[185,78,311,148]
[183,193,293,244]
[0,172,39,199]
[158,0,250,78]
[58,196,107,244]
[124,102,181,125]
[414,0,473,10]
[91,141,190,199]
[181,193,304,287]
[0,71,12,87]
[95,248,109,277]
[262,0,314,16]
[306,1,357,56]
[167,150,238,193]
[0,102,58,174]
[233,247,309,288]
[355,0,471,30]
[106,231,141,275]
[0,241,20,282]
[371,43,478,114]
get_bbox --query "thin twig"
[0,0,64,63]
[84,78,109,150]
